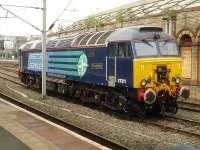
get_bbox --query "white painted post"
[42,0,47,98]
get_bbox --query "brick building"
[49,0,200,99]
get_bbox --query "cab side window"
[108,43,115,58]
[118,42,131,58]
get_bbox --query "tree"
[115,9,125,28]
[95,18,105,30]
[57,23,65,32]
[84,15,96,30]
[161,7,176,18]
[161,8,176,35]
[15,37,27,49]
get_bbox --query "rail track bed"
[0,61,18,69]
[178,101,200,113]
[0,69,23,86]
[0,66,18,73]
[141,116,200,139]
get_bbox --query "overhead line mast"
[0,1,47,98]
[42,0,47,98]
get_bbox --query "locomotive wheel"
[137,110,146,118]
[135,104,146,118]
[118,95,128,113]
[74,87,82,98]
[102,91,128,112]
[160,104,166,117]
[171,104,178,114]
[167,103,178,114]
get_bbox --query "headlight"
[175,77,181,84]
[180,86,190,99]
[141,79,147,87]
[172,77,181,84]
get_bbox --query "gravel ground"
[0,69,19,78]
[177,109,200,121]
[0,78,200,150]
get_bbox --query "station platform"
[0,98,107,150]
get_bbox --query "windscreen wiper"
[142,39,153,47]
[163,39,170,46]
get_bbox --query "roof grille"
[139,27,163,32]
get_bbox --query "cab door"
[106,42,133,87]
[107,42,117,87]
[116,42,133,87]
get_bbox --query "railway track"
[178,101,200,113]
[0,88,129,150]
[0,64,18,69]
[101,109,200,139]
[140,116,200,139]
[0,63,200,144]
[0,66,18,74]
[0,70,23,86]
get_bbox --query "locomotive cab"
[133,28,190,115]
[107,26,190,115]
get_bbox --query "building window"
[180,34,192,79]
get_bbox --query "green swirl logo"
[77,52,88,77]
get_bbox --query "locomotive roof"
[20,26,175,51]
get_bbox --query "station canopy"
[64,0,200,32]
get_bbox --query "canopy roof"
[64,0,200,32]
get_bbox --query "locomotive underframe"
[19,72,179,116]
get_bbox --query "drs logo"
[27,52,42,71]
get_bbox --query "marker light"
[141,79,147,87]
[175,77,181,84]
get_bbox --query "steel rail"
[166,115,200,126]
[178,101,200,113]
[0,67,18,73]
[0,72,25,87]
[139,116,200,139]
[141,120,200,138]
[0,71,19,80]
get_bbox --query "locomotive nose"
[180,86,190,99]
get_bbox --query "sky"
[0,0,136,36]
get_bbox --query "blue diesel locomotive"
[19,26,190,116]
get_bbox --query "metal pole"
[42,0,46,98]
